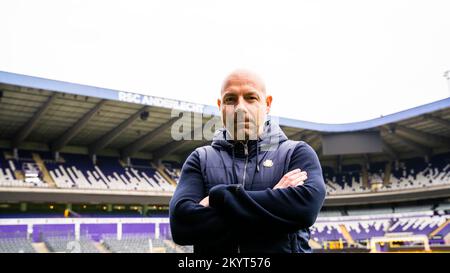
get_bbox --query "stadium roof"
[1,71,449,166]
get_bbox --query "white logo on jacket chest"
[263,159,273,168]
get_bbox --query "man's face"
[218,72,272,141]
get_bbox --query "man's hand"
[273,168,308,189]
[199,196,209,207]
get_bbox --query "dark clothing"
[169,121,326,253]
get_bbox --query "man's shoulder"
[282,139,312,149]
[289,140,320,163]
[280,139,309,151]
[187,144,216,162]
[193,143,215,154]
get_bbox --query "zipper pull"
[244,143,248,156]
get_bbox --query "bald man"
[169,70,326,253]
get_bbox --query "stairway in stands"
[339,224,355,245]
[429,219,450,238]
[32,153,56,187]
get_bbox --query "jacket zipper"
[243,142,248,189]
[238,142,249,254]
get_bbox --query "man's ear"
[217,98,221,109]
[265,95,272,114]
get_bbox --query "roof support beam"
[423,114,450,130]
[121,116,180,158]
[395,133,432,156]
[381,126,431,156]
[336,155,342,173]
[363,153,370,168]
[311,140,322,157]
[51,100,107,151]
[288,130,306,141]
[308,134,322,156]
[395,124,450,147]
[12,93,57,148]
[304,133,319,144]
[89,106,150,154]
[152,125,204,159]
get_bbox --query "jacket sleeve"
[169,149,231,246]
[208,141,326,234]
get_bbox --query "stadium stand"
[162,161,181,182]
[44,235,99,253]
[2,148,448,196]
[324,152,450,195]
[0,237,36,253]
[0,218,193,253]
[102,233,152,253]
[0,150,49,188]
[0,149,175,192]
[312,210,450,249]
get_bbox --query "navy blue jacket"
[169,121,326,253]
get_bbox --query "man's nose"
[235,97,247,114]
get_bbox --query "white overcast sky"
[1,0,449,124]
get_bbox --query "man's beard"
[223,107,263,141]
[225,120,260,141]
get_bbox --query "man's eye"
[224,97,235,103]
